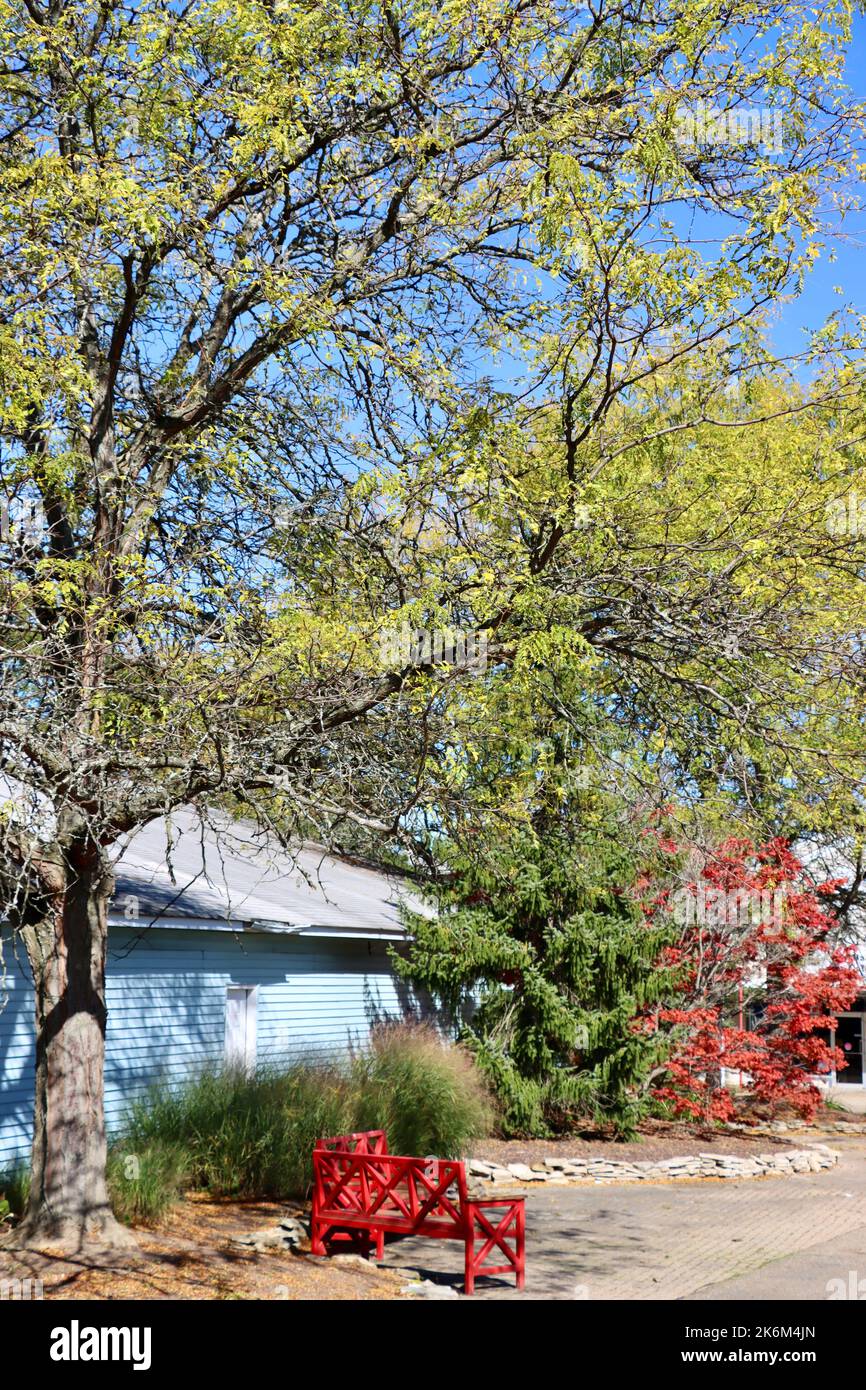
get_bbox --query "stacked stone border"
[729,1119,866,1136]
[468,1142,840,1187]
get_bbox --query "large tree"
[0,0,861,1248]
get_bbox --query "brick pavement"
[376,1136,866,1300]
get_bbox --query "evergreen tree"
[396,803,676,1137]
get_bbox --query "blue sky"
[770,16,866,359]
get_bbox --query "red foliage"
[647,836,861,1123]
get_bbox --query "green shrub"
[118,1027,494,1201]
[350,1024,495,1157]
[0,1147,187,1229]
[272,1064,356,1192]
[107,1142,190,1226]
[122,1061,353,1199]
[0,1165,29,1219]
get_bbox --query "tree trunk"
[8,854,136,1252]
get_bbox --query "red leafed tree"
[648,837,862,1123]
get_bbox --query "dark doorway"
[836,1015,864,1085]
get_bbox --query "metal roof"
[109,808,427,940]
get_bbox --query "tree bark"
[7,853,136,1252]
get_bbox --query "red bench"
[311,1130,525,1295]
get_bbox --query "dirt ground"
[0,1195,404,1301]
[473,1120,801,1166]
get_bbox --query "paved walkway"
[377,1136,866,1300]
[826,1087,866,1114]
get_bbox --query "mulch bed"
[737,1097,865,1127]
[474,1118,801,1167]
[0,1195,404,1301]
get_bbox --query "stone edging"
[468,1143,840,1187]
[729,1119,866,1136]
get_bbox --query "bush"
[0,1147,188,1229]
[0,1165,29,1220]
[351,1024,494,1157]
[118,1026,494,1203]
[122,1062,353,1200]
[395,816,675,1139]
[107,1142,190,1226]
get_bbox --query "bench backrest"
[315,1130,388,1156]
[312,1145,469,1236]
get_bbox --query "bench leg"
[464,1200,525,1293]
[516,1200,526,1289]
[311,1216,327,1257]
[464,1227,476,1296]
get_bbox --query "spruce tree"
[396,804,676,1137]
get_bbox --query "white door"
[225,986,257,1073]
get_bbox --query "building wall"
[0,932,33,1171]
[0,925,417,1172]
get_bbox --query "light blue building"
[0,810,425,1170]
